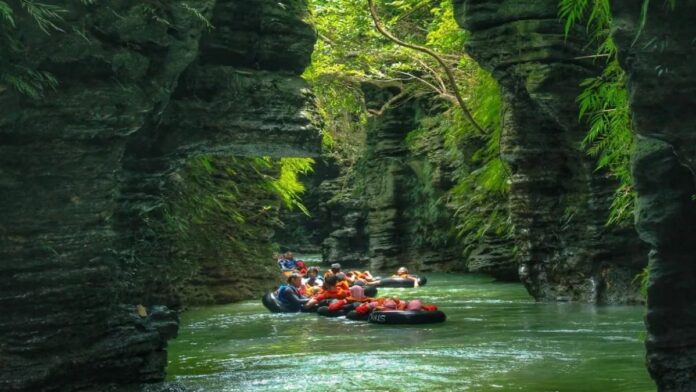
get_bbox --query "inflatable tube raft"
[317,302,360,318]
[262,292,315,313]
[317,306,347,317]
[367,310,445,324]
[261,292,287,313]
[363,285,378,297]
[346,310,370,321]
[374,276,427,288]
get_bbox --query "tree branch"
[395,71,443,96]
[367,0,487,135]
[413,57,448,92]
[365,85,410,116]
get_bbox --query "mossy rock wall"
[610,1,696,389]
[453,0,646,303]
[0,0,319,390]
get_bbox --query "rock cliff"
[291,83,465,272]
[0,0,319,390]
[610,1,696,389]
[453,0,646,303]
[361,83,463,272]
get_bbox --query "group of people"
[273,251,422,313]
[276,251,305,273]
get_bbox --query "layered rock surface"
[361,84,462,272]
[281,82,466,271]
[0,0,319,390]
[610,1,696,389]
[453,0,646,303]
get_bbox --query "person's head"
[397,267,408,275]
[323,275,338,290]
[285,251,294,259]
[307,267,319,277]
[287,273,302,288]
[330,263,341,274]
[335,272,346,281]
[407,299,422,311]
[349,285,365,301]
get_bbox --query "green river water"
[167,273,653,391]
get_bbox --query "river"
[167,273,653,391]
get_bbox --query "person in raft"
[295,260,308,275]
[324,263,342,279]
[323,285,373,313]
[303,275,348,309]
[394,267,419,288]
[276,273,309,312]
[346,285,371,303]
[349,270,377,286]
[302,266,323,296]
[278,251,297,271]
[334,272,351,291]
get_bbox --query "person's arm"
[283,288,309,307]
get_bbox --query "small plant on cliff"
[559,0,635,226]
[271,157,315,215]
[0,1,61,98]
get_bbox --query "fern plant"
[446,70,512,251]
[559,0,635,225]
[407,66,512,255]
[270,157,315,215]
[0,1,64,98]
[0,1,213,98]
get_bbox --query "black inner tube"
[317,306,348,317]
[346,310,370,321]
[363,285,378,297]
[261,292,284,313]
[376,276,427,288]
[367,310,445,324]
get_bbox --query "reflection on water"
[167,273,652,391]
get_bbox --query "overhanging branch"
[367,0,486,135]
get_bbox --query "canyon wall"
[287,83,466,272]
[0,0,319,390]
[453,0,646,303]
[610,1,696,389]
[361,83,463,272]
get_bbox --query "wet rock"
[610,1,696,389]
[453,0,647,303]
[467,236,517,281]
[361,83,464,272]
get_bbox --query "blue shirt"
[278,258,296,270]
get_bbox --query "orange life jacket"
[313,287,348,301]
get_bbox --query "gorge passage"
[1,1,695,391]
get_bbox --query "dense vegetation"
[299,0,651,268]
[305,0,512,258]
[138,156,312,304]
[559,0,635,226]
